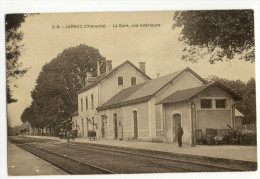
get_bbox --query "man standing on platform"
[177,124,184,147]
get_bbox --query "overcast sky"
[7,11,255,127]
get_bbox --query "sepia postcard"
[4,9,258,178]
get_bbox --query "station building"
[73,60,241,144]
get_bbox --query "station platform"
[8,142,66,176]
[27,135,258,162]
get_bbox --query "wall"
[155,71,204,104]
[77,63,149,138]
[196,110,230,137]
[154,71,203,142]
[193,86,233,138]
[164,101,191,144]
[100,63,149,105]
[77,85,99,137]
[162,86,235,144]
[98,101,150,140]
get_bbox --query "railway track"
[9,136,256,174]
[59,142,240,172]
[9,137,188,173]
[43,142,194,172]
[8,137,116,175]
[70,140,257,172]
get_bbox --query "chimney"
[85,72,96,86]
[156,73,160,78]
[106,60,112,74]
[139,62,146,74]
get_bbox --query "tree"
[206,76,256,124]
[6,14,29,103]
[7,123,30,136]
[173,10,255,63]
[24,44,106,134]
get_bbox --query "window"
[131,77,136,86]
[85,96,88,109]
[80,98,83,111]
[201,99,212,109]
[216,99,226,108]
[118,76,123,86]
[91,94,94,109]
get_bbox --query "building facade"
[75,60,241,144]
[76,60,150,138]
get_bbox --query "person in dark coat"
[177,124,184,147]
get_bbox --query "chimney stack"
[85,72,96,86]
[156,73,160,78]
[139,62,146,74]
[106,60,112,74]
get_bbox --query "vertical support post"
[231,103,235,129]
[121,107,123,139]
[189,101,195,147]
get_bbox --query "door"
[133,110,138,139]
[86,118,89,133]
[101,117,105,138]
[81,119,84,137]
[172,114,181,142]
[113,114,118,139]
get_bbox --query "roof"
[77,60,151,94]
[70,110,78,117]
[157,81,242,104]
[235,109,244,117]
[97,67,206,111]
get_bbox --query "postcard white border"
[0,1,259,179]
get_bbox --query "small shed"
[158,81,242,144]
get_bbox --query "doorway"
[113,113,118,139]
[81,118,84,137]
[172,113,181,142]
[133,110,138,139]
[101,116,105,138]
[86,117,89,133]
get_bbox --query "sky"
[7,11,255,127]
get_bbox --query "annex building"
[72,60,241,144]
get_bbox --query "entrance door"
[81,119,84,137]
[86,118,89,133]
[172,114,181,142]
[101,117,105,138]
[113,114,118,139]
[133,110,138,139]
